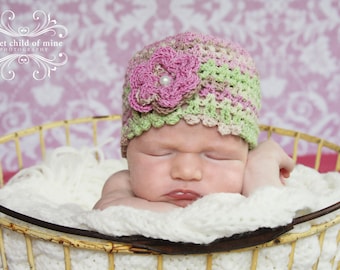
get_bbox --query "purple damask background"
[0,0,340,172]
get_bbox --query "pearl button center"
[159,75,172,86]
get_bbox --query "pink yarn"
[199,86,258,116]
[128,46,200,113]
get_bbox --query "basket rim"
[0,115,339,151]
[0,115,121,144]
[0,202,339,255]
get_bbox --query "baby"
[94,32,294,211]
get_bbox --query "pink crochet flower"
[128,46,200,114]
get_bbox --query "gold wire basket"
[0,115,339,270]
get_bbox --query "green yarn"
[203,94,218,120]
[198,60,261,110]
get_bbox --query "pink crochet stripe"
[199,86,259,116]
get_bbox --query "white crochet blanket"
[0,146,339,270]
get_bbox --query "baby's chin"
[168,199,198,208]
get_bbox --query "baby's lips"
[166,190,202,201]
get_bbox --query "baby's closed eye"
[144,149,174,157]
[202,152,237,161]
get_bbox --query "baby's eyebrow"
[139,138,175,151]
[204,147,236,156]
[204,141,240,151]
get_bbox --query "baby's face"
[126,120,248,207]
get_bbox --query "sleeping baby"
[94,32,294,211]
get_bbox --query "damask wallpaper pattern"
[0,0,339,171]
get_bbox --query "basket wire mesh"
[0,115,339,270]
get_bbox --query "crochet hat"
[121,32,261,157]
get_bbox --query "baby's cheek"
[130,174,163,201]
[217,165,245,193]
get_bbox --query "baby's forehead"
[135,121,248,150]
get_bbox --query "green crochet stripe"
[125,108,183,139]
[185,93,257,124]
[124,93,259,149]
[198,60,261,109]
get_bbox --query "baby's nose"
[170,153,202,181]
